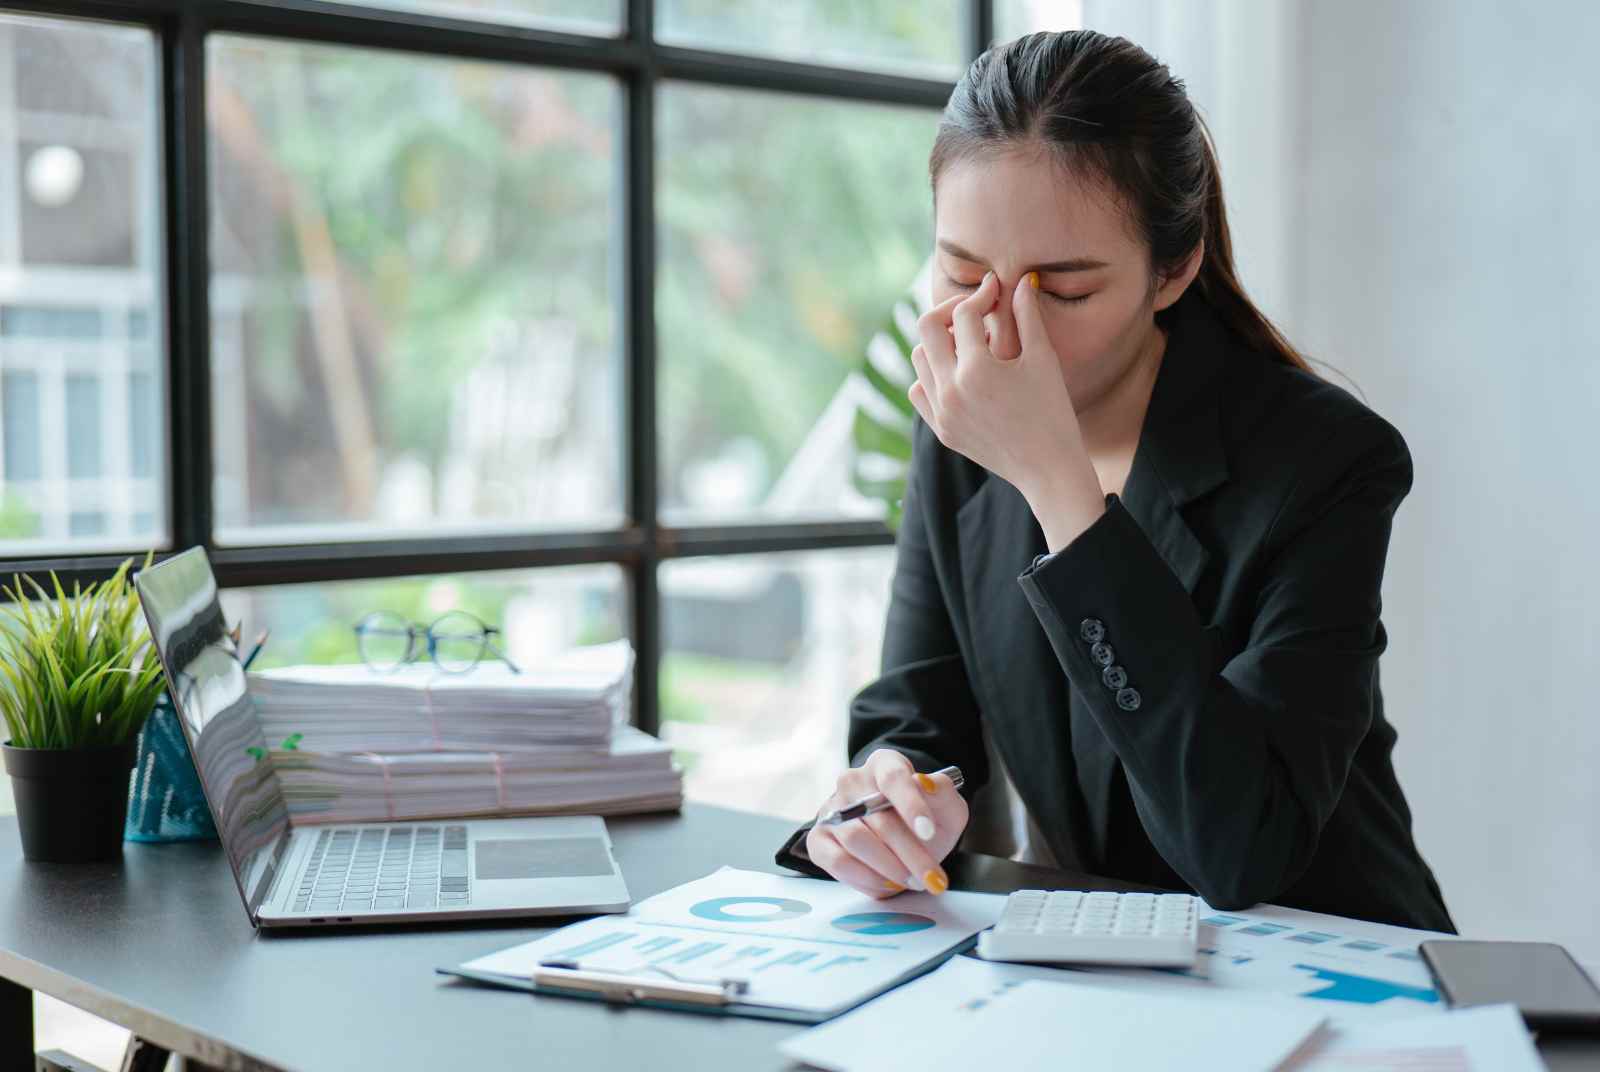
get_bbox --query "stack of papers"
[245,640,681,823]
[270,725,681,825]
[250,639,634,752]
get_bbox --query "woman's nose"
[983,279,1022,360]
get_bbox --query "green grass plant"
[0,555,166,750]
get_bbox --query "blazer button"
[1115,687,1142,712]
[1090,641,1115,667]
[1102,665,1128,690]
[1079,618,1105,644]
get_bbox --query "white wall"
[1084,0,1600,959]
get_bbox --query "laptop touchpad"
[474,837,615,880]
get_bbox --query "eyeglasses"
[353,610,522,675]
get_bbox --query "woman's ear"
[1152,239,1205,312]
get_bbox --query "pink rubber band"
[423,678,442,750]
[361,752,395,820]
[491,752,506,811]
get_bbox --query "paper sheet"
[458,867,1006,1018]
[1284,1003,1543,1070]
[1057,899,1454,1027]
[780,955,1325,1072]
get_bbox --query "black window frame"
[0,0,998,734]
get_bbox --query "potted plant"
[0,557,167,862]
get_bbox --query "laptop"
[135,546,632,929]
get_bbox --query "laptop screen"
[136,547,291,916]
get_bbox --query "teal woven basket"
[124,692,218,843]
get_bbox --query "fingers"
[917,293,962,391]
[1011,270,1050,357]
[868,749,938,844]
[806,825,907,899]
[951,271,998,366]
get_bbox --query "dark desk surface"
[2,807,1595,1071]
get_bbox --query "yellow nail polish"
[915,773,937,794]
[923,869,948,895]
[884,880,905,892]
[1028,271,1040,290]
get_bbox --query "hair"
[929,30,1315,376]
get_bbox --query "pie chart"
[831,911,937,936]
[690,896,812,923]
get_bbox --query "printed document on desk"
[445,867,1005,1022]
[1057,899,1453,1027]
[780,955,1325,1072]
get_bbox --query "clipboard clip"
[533,958,752,1007]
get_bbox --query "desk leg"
[1,975,32,1067]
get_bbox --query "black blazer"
[775,288,1455,933]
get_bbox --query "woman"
[773,29,1454,932]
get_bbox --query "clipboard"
[437,938,978,1024]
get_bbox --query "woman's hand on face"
[804,749,970,900]
[908,271,1097,509]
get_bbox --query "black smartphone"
[1419,940,1600,1033]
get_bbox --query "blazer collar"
[1116,289,1232,594]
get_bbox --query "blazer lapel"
[956,474,1097,871]
[957,290,1233,871]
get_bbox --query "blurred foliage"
[0,492,41,540]
[850,295,919,530]
[212,14,943,525]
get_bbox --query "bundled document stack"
[251,640,634,752]
[247,640,682,824]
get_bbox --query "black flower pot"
[2,738,138,862]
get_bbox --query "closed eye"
[948,280,1090,305]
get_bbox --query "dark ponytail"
[930,30,1315,376]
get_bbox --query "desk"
[2,806,1595,1071]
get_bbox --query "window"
[339,0,622,35]
[220,564,626,672]
[0,0,1004,820]
[660,547,894,819]
[0,14,165,553]
[207,35,624,542]
[657,84,936,523]
[656,0,966,78]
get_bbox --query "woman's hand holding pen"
[805,749,968,900]
[908,270,1107,552]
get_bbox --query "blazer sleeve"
[1015,413,1412,910]
[774,417,988,877]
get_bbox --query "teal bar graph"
[658,941,723,964]
[634,936,678,954]
[811,955,869,973]
[757,951,817,972]
[553,931,635,960]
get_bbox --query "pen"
[242,629,270,671]
[818,765,964,826]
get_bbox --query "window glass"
[340,0,620,34]
[0,14,165,553]
[657,83,936,523]
[220,564,627,672]
[657,0,965,78]
[660,547,894,819]
[208,36,623,543]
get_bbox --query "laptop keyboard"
[295,825,470,914]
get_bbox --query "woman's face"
[931,149,1191,412]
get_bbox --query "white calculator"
[975,889,1199,967]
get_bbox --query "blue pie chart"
[690,896,812,922]
[831,911,937,936]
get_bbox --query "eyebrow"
[937,239,1110,274]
